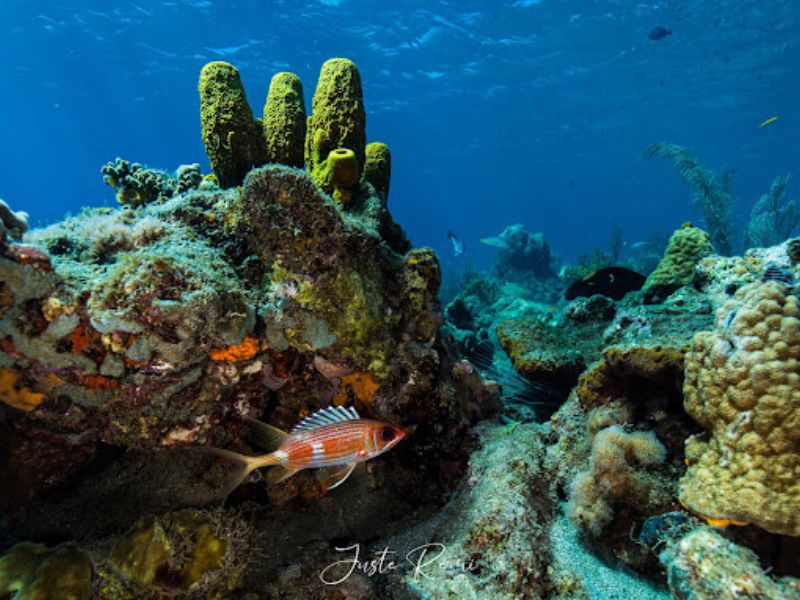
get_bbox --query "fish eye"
[380,427,396,442]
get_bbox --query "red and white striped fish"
[201,406,405,495]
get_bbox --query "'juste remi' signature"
[319,543,480,585]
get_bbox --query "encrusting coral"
[199,61,267,188]
[680,280,800,535]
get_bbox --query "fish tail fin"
[189,446,281,498]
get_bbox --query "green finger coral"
[305,58,366,187]
[263,72,306,168]
[199,61,267,188]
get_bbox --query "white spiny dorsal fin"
[290,405,360,434]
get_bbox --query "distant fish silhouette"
[564,267,646,301]
[480,236,510,249]
[447,229,464,256]
[647,26,672,40]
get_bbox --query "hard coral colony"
[0,52,799,600]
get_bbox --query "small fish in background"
[448,229,464,256]
[564,266,646,301]
[761,264,794,293]
[480,236,510,249]
[194,406,405,497]
[647,26,672,40]
[758,116,780,128]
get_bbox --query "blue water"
[1,0,798,269]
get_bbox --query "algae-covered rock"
[0,541,93,600]
[363,141,391,200]
[305,58,367,184]
[199,61,267,188]
[642,223,713,302]
[103,509,250,598]
[660,527,800,599]
[263,72,306,168]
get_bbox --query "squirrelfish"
[199,406,405,495]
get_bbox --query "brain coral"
[680,280,800,535]
[643,223,713,302]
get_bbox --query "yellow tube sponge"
[199,61,267,188]
[363,141,391,200]
[314,148,360,206]
[262,72,306,168]
[305,58,366,181]
[680,280,800,535]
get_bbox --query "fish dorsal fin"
[291,406,360,434]
[242,416,289,452]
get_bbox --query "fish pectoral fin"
[324,461,359,490]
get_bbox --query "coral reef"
[363,141,391,200]
[0,541,93,600]
[642,223,714,303]
[305,58,367,185]
[659,527,800,599]
[199,61,267,188]
[680,280,800,535]
[262,72,306,168]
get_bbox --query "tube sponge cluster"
[568,425,667,536]
[198,58,392,204]
[680,280,800,535]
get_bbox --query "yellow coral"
[680,281,800,535]
[0,368,45,412]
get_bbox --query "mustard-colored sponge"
[314,148,360,205]
[199,61,267,188]
[642,223,713,301]
[680,281,800,535]
[305,59,366,182]
[363,142,391,200]
[263,72,306,168]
